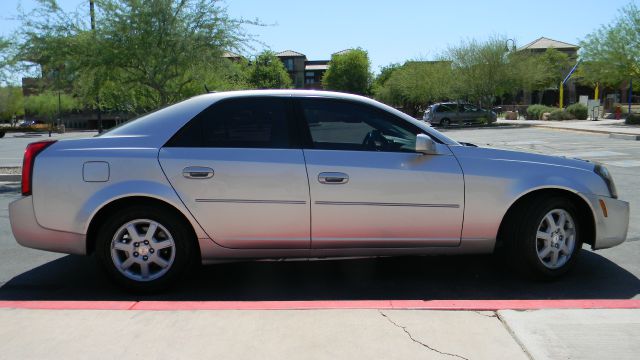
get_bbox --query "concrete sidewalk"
[0,307,638,359]
[498,118,640,137]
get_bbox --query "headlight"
[594,164,618,199]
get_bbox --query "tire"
[440,118,450,127]
[96,205,195,292]
[504,196,582,279]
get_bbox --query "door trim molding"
[314,201,460,208]
[196,199,307,205]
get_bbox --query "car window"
[166,97,291,148]
[464,104,479,112]
[436,104,457,113]
[299,99,418,152]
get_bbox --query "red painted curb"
[0,299,639,311]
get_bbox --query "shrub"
[504,111,518,120]
[526,104,557,120]
[626,113,640,125]
[549,109,573,121]
[566,103,588,120]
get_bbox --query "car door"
[296,98,465,249]
[462,104,481,123]
[159,97,310,249]
[435,103,457,125]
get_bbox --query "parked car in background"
[9,90,628,292]
[423,102,497,126]
[18,120,36,128]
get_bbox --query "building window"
[284,59,294,71]
[305,78,315,84]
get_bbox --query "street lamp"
[505,39,516,52]
[90,0,103,133]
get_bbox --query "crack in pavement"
[379,310,470,360]
[473,311,497,318]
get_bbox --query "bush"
[549,109,573,121]
[626,113,640,125]
[504,111,518,120]
[526,104,557,120]
[566,103,588,120]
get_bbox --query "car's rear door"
[295,98,464,249]
[462,104,482,123]
[158,96,310,249]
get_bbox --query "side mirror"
[415,134,437,154]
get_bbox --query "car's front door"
[159,97,310,249]
[296,98,465,249]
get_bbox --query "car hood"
[449,145,595,172]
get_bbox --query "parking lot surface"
[0,131,98,167]
[0,127,638,301]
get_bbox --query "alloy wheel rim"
[110,219,176,282]
[535,209,576,269]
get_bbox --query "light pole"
[90,0,103,133]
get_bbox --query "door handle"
[318,172,349,184]
[183,166,214,179]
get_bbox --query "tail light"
[22,140,56,196]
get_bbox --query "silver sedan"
[9,90,629,292]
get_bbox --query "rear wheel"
[96,205,194,292]
[504,196,582,279]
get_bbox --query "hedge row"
[626,113,640,125]
[526,103,588,120]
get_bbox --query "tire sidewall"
[96,205,193,292]
[516,197,583,278]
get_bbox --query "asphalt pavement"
[0,130,98,167]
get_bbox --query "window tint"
[299,99,418,152]
[463,104,479,112]
[436,104,457,113]
[166,97,291,148]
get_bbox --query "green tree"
[0,86,25,122]
[507,48,572,103]
[14,0,260,113]
[373,63,402,89]
[579,2,640,87]
[24,91,78,122]
[0,37,15,85]
[374,61,453,116]
[247,51,292,89]
[322,48,372,95]
[443,37,512,107]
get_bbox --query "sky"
[0,0,634,73]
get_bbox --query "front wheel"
[96,206,194,292]
[505,197,582,279]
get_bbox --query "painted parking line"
[502,140,548,145]
[604,160,640,168]
[552,150,628,158]
[0,299,639,311]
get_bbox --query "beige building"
[275,50,329,89]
